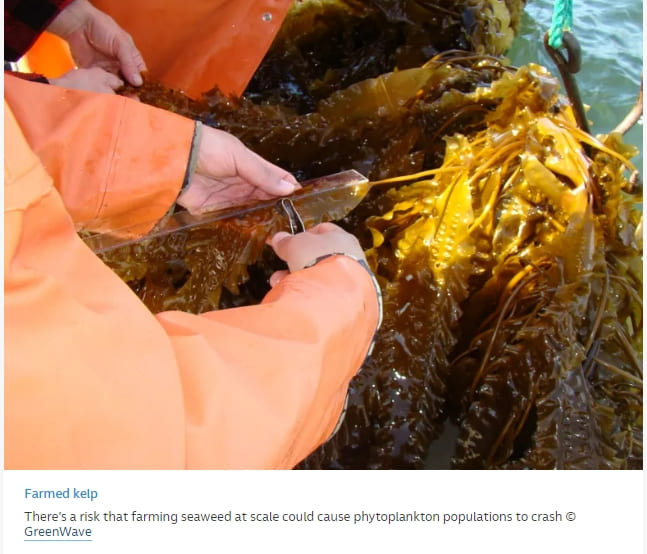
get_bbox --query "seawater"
[506,0,643,170]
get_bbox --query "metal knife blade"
[83,169,369,254]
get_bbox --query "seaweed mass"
[103,0,642,469]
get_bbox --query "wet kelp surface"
[352,68,642,469]
[245,0,524,112]
[105,0,642,469]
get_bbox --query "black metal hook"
[544,31,590,135]
[545,31,582,74]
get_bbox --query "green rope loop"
[548,0,573,49]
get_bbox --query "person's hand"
[268,223,368,287]
[49,67,124,93]
[47,0,146,86]
[176,126,299,214]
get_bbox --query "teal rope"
[548,0,573,49]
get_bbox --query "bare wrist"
[47,0,91,39]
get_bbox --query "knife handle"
[277,198,306,234]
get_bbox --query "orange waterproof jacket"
[25,0,293,98]
[4,76,380,469]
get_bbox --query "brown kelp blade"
[83,169,369,254]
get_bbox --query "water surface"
[507,0,643,170]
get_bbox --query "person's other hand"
[49,67,123,93]
[47,0,146,87]
[268,223,368,287]
[176,126,299,214]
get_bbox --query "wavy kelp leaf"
[100,210,287,314]
[436,68,643,469]
[246,0,525,111]
[304,155,478,468]
[312,64,640,470]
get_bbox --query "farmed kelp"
[102,0,640,469]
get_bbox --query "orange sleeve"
[4,73,194,234]
[156,255,380,469]
[5,101,379,469]
[90,0,293,99]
